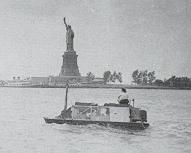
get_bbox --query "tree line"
[86,69,191,88]
[103,71,122,84]
[132,69,191,88]
[86,71,122,84]
[132,69,156,85]
[155,76,191,88]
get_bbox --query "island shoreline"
[1,84,191,90]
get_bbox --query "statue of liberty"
[63,17,74,51]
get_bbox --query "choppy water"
[0,88,190,153]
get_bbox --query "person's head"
[68,25,71,29]
[121,88,126,93]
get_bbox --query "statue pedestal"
[59,51,80,77]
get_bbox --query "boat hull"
[44,117,149,130]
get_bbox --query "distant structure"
[59,17,80,77]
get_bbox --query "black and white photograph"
[0,0,191,153]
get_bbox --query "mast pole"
[64,82,69,111]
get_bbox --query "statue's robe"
[66,27,74,51]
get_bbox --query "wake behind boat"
[44,84,149,130]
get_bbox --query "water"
[0,88,190,153]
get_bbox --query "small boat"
[44,84,149,130]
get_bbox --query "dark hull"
[44,117,149,130]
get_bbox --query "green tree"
[132,69,139,84]
[154,79,164,86]
[117,72,122,83]
[103,71,111,84]
[164,75,176,87]
[142,70,148,84]
[110,71,117,83]
[164,76,191,88]
[137,71,143,84]
[86,72,95,82]
[148,71,156,84]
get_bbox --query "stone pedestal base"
[59,51,80,77]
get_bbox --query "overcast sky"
[0,0,191,83]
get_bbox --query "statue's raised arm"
[63,17,68,28]
[63,17,74,51]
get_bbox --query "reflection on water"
[0,88,191,153]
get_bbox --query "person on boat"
[118,88,129,105]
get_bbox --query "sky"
[0,0,191,83]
